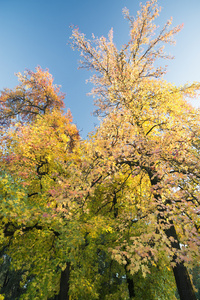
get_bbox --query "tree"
[0,110,81,299]
[1,1,200,297]
[71,0,200,299]
[0,68,81,299]
[0,66,65,128]
[0,68,178,299]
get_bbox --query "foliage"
[0,0,200,299]
[71,0,200,299]
[0,68,81,299]
[190,264,200,299]
[0,66,65,128]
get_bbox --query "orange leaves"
[122,0,161,47]
[71,0,200,282]
[0,66,65,128]
[0,1,199,298]
[71,0,183,117]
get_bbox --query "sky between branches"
[0,0,199,138]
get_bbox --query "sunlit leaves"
[0,0,200,298]
[0,66,65,128]
[71,0,200,298]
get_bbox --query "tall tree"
[71,0,200,299]
[0,68,81,299]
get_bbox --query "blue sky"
[0,0,199,138]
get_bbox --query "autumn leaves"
[0,0,200,299]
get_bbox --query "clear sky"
[0,0,199,138]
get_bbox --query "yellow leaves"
[83,215,113,239]
[71,0,186,119]
[3,109,80,183]
[0,2,199,299]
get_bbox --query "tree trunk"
[126,276,135,299]
[53,262,70,300]
[125,264,135,299]
[149,172,197,300]
[173,262,197,300]
[165,223,197,300]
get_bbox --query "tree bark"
[149,171,197,300]
[126,276,135,299]
[173,262,197,300]
[125,263,135,299]
[165,223,197,300]
[53,262,70,300]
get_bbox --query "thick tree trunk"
[173,262,197,300]
[126,276,135,299]
[53,262,70,300]
[165,223,197,300]
[125,264,135,299]
[149,172,197,300]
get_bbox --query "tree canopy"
[0,0,200,299]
